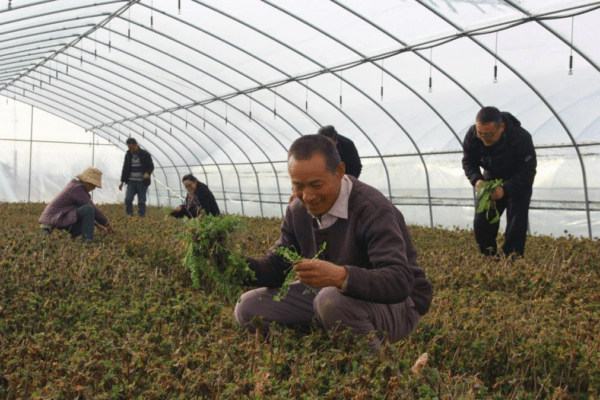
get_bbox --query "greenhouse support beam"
[27,105,33,202]
[503,0,600,74]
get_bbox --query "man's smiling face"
[289,152,345,217]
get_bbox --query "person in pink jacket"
[39,167,114,242]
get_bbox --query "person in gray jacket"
[39,167,114,242]
[235,135,432,351]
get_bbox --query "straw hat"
[76,167,103,188]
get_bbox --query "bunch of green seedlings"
[182,212,254,302]
[476,179,504,224]
[273,242,326,301]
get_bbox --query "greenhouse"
[1,0,599,238]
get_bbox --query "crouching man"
[235,135,433,351]
[39,167,114,242]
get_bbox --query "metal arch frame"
[0,13,112,39]
[0,87,172,208]
[41,54,227,214]
[190,0,394,205]
[503,0,600,74]
[329,0,484,127]
[51,46,233,210]
[6,79,188,198]
[0,24,97,47]
[99,21,290,217]
[192,0,394,199]
[74,36,250,215]
[415,0,594,238]
[0,55,51,70]
[0,44,66,62]
[0,35,80,56]
[1,1,598,228]
[1,0,139,91]
[2,16,301,217]
[259,0,433,222]
[123,5,329,216]
[138,2,323,132]
[16,62,192,198]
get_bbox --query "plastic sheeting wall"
[1,0,599,238]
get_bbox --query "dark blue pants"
[67,204,96,242]
[125,181,147,217]
[474,191,532,257]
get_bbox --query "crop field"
[1,202,599,399]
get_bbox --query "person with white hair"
[39,167,115,242]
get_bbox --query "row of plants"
[0,202,598,399]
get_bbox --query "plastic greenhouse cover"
[0,0,599,238]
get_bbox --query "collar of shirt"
[313,175,353,229]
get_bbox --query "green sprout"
[476,179,503,224]
[272,242,326,302]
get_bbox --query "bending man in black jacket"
[317,125,362,179]
[119,138,155,217]
[462,106,537,257]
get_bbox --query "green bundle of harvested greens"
[272,242,326,302]
[182,213,254,302]
[476,179,503,224]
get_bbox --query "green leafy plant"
[182,213,254,302]
[272,242,326,301]
[476,179,503,224]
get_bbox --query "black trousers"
[473,191,532,257]
[170,208,193,219]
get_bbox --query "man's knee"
[234,290,261,330]
[314,287,364,329]
[78,204,95,216]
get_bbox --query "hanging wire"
[305,79,309,111]
[249,95,252,121]
[109,19,112,52]
[185,108,188,129]
[151,0,154,29]
[339,71,343,109]
[428,48,433,93]
[494,31,499,83]
[274,87,277,119]
[169,112,172,134]
[142,117,145,137]
[66,49,69,75]
[569,16,574,75]
[203,106,206,129]
[178,0,181,14]
[80,43,83,66]
[94,29,97,60]
[55,60,58,79]
[155,114,157,135]
[8,0,12,10]
[128,7,131,41]
[225,101,228,125]
[380,59,384,101]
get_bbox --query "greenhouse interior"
[1,0,599,239]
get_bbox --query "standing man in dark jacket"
[119,138,155,217]
[318,125,362,179]
[462,106,537,257]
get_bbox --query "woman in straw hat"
[39,167,115,242]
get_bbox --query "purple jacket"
[246,176,433,316]
[38,179,109,228]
